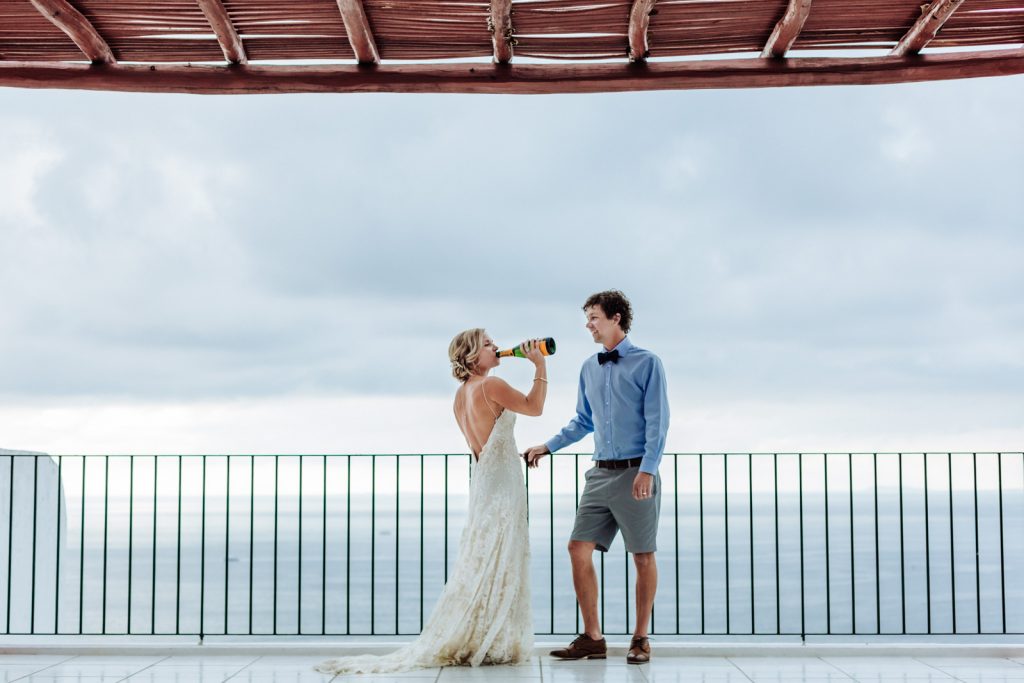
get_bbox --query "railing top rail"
[6,451,1022,458]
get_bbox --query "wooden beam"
[2,50,1022,95]
[891,0,967,56]
[335,0,379,64]
[628,0,657,62]
[27,0,115,64]
[196,0,247,64]
[489,0,514,64]
[761,0,813,58]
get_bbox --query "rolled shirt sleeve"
[639,356,669,475]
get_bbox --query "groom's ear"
[612,313,622,328]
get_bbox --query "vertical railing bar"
[371,455,376,635]
[200,455,207,639]
[597,465,605,630]
[443,456,449,583]
[395,457,400,635]
[948,453,956,634]
[873,453,880,635]
[273,455,279,635]
[924,454,932,634]
[848,453,855,635]
[773,453,780,635]
[624,537,630,633]
[175,455,183,636]
[299,456,304,635]
[151,457,158,635]
[724,453,730,634]
[575,453,580,635]
[798,453,805,639]
[7,456,17,634]
[102,455,109,634]
[748,453,754,635]
[323,456,328,636]
[54,455,63,634]
[248,457,255,635]
[419,455,424,632]
[31,455,39,634]
[346,456,351,635]
[674,454,680,635]
[898,453,906,634]
[225,456,231,635]
[599,546,605,634]
[972,452,980,634]
[824,453,831,635]
[997,453,1006,634]
[550,457,555,635]
[127,456,135,634]
[79,457,87,635]
[524,454,529,522]
[699,454,705,635]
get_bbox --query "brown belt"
[596,457,643,470]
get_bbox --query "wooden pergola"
[2,0,1023,94]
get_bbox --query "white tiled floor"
[2,654,1023,683]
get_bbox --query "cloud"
[0,78,1022,453]
[0,119,63,228]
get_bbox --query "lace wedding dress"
[316,409,533,674]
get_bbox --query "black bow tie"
[598,349,620,365]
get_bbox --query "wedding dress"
[316,409,533,674]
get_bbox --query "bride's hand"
[523,339,546,366]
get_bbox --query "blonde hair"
[449,328,486,383]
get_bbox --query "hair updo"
[449,328,486,383]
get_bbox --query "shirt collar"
[608,336,633,355]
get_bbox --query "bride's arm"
[484,374,547,417]
[484,341,547,416]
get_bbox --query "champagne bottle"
[497,337,557,358]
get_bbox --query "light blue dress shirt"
[545,337,669,475]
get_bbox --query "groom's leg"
[614,470,661,643]
[632,552,657,638]
[568,540,602,639]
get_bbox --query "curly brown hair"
[583,290,633,334]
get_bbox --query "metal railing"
[1,452,1021,638]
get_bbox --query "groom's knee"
[568,540,595,562]
[632,551,656,569]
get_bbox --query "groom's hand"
[523,445,550,469]
[632,472,654,500]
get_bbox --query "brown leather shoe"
[549,633,607,660]
[626,636,650,664]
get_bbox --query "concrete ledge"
[2,637,1022,658]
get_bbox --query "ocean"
[2,453,1022,637]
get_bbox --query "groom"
[525,290,669,665]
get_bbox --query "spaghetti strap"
[481,378,500,420]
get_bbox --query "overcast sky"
[1,74,1022,455]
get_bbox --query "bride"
[316,329,547,674]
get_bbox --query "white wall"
[0,449,68,634]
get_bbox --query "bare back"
[454,378,504,460]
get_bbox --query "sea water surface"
[2,453,1022,636]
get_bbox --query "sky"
[1,74,1022,456]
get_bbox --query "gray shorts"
[570,465,661,554]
